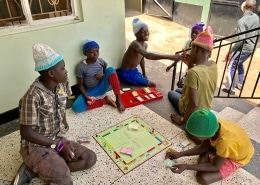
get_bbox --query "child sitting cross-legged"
[72,40,125,113]
[165,109,254,184]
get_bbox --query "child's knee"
[72,105,85,113]
[82,150,97,169]
[72,101,86,113]
[106,67,116,75]
[196,172,213,185]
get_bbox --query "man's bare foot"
[116,95,125,113]
[105,95,117,107]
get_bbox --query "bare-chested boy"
[117,18,180,87]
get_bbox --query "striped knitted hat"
[192,26,213,51]
[186,109,219,138]
[132,18,148,35]
[33,43,63,72]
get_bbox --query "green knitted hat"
[186,109,219,138]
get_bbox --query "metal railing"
[171,27,260,99]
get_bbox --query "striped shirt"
[19,77,72,147]
[76,58,107,90]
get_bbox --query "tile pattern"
[228,99,257,114]
[0,104,259,184]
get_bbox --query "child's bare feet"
[105,95,117,107]
[116,95,125,113]
[148,81,156,87]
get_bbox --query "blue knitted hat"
[83,40,99,54]
[186,109,219,138]
[33,43,63,72]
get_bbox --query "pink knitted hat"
[192,26,213,51]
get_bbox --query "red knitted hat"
[192,26,213,51]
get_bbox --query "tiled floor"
[0,12,260,185]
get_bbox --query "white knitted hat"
[132,18,148,35]
[33,43,63,71]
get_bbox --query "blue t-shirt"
[76,58,107,90]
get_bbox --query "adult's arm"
[231,21,246,52]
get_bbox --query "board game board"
[93,116,171,174]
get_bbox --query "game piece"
[122,88,131,91]
[179,140,190,148]
[166,148,176,154]
[132,91,138,97]
[143,87,151,93]
[77,136,91,144]
[120,147,134,156]
[136,96,144,101]
[148,94,156,98]
[128,124,139,131]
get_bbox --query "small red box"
[121,87,163,108]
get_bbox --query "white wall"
[0,0,126,113]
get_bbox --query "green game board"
[93,116,171,174]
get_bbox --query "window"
[0,0,77,29]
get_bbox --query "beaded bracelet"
[56,141,67,152]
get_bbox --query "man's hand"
[95,73,104,80]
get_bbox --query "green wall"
[0,0,126,113]
[175,0,211,24]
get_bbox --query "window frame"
[0,0,79,31]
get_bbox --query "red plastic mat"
[121,87,163,108]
